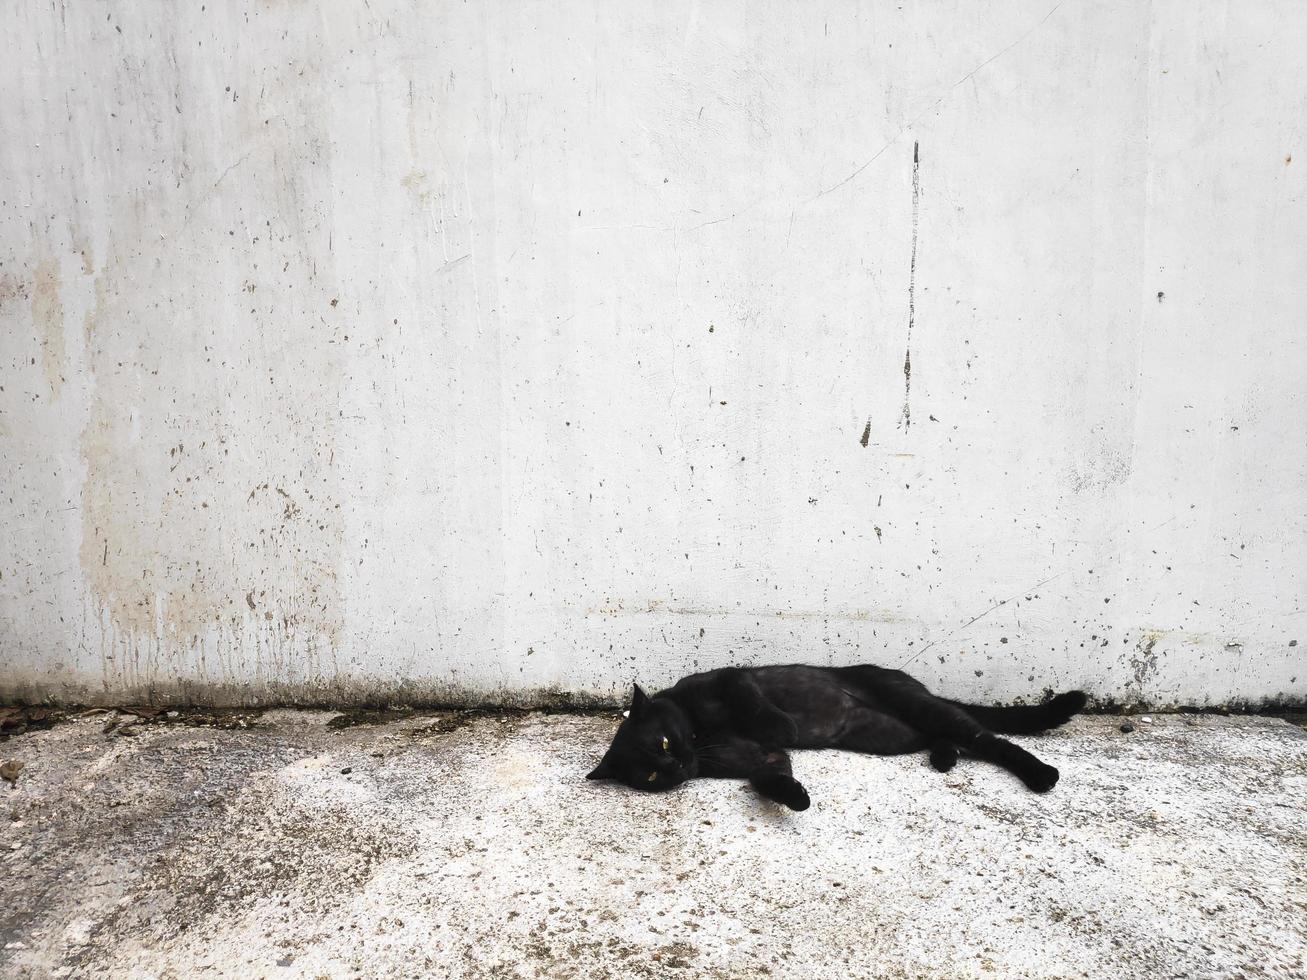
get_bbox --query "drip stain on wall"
[898,141,920,432]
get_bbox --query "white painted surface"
[1,1,1304,706]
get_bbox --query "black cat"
[586,664,1087,810]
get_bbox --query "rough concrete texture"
[1,712,1305,978]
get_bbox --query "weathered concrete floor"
[1,711,1305,979]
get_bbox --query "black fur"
[586,664,1087,809]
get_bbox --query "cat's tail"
[947,691,1087,735]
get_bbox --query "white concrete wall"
[1,0,1304,707]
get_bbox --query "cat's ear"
[630,684,650,714]
[586,757,616,781]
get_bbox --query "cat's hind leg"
[836,711,929,756]
[844,676,1061,792]
[928,702,1063,790]
[910,697,1061,791]
[966,732,1060,792]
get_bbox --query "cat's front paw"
[776,777,811,811]
[1022,762,1060,793]
[928,741,959,773]
[753,773,810,811]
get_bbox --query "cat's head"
[586,685,698,792]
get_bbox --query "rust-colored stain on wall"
[75,167,346,693]
[32,257,66,399]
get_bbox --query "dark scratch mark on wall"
[899,142,920,431]
[860,418,872,447]
[897,569,1069,670]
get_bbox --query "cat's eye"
[661,737,670,752]
[646,771,658,782]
